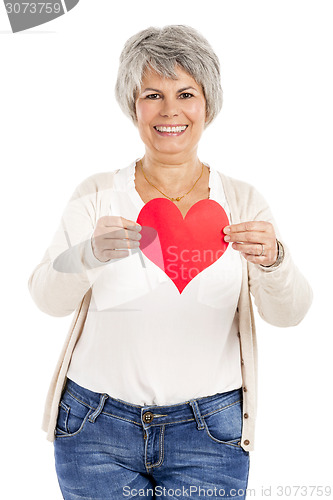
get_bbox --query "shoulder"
[216,171,271,220]
[70,170,118,200]
[217,171,257,198]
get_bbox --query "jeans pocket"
[203,400,243,448]
[55,390,93,438]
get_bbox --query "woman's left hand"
[223,221,278,266]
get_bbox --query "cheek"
[135,101,153,127]
[135,105,144,125]
[135,103,155,144]
[186,100,207,124]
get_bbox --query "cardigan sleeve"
[243,185,313,327]
[28,173,113,317]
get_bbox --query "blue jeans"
[54,378,250,499]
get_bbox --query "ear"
[204,109,210,126]
[204,102,209,123]
[133,97,139,125]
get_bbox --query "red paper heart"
[137,198,229,293]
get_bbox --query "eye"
[179,92,194,99]
[145,94,161,100]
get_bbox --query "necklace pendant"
[175,197,181,201]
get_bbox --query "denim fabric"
[54,378,250,499]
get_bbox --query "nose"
[159,97,180,118]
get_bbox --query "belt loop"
[88,393,109,423]
[189,400,205,430]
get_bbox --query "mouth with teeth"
[154,125,188,136]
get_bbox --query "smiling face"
[135,66,207,162]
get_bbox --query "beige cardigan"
[28,169,313,452]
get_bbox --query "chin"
[153,140,190,154]
[155,146,187,157]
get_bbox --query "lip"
[153,124,188,137]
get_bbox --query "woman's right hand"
[91,216,142,263]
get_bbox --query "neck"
[141,150,202,192]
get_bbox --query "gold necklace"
[139,159,204,202]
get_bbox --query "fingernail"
[223,226,230,234]
[224,235,230,242]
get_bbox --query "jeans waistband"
[64,378,243,428]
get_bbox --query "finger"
[223,221,269,234]
[110,239,141,250]
[100,216,141,231]
[240,252,266,264]
[225,231,268,244]
[101,249,131,261]
[96,238,141,251]
[240,240,278,266]
[120,217,142,231]
[96,227,142,241]
[231,242,265,256]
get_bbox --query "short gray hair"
[115,25,223,127]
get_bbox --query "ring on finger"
[258,243,265,257]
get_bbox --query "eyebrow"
[142,86,198,93]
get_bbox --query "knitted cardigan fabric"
[28,169,313,452]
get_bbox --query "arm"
[28,175,109,317]
[225,184,313,327]
[248,239,313,327]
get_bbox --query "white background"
[1,0,332,498]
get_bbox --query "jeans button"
[143,411,154,423]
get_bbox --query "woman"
[29,25,312,499]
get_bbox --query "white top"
[67,161,243,405]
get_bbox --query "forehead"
[140,65,200,90]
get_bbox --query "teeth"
[155,126,187,133]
